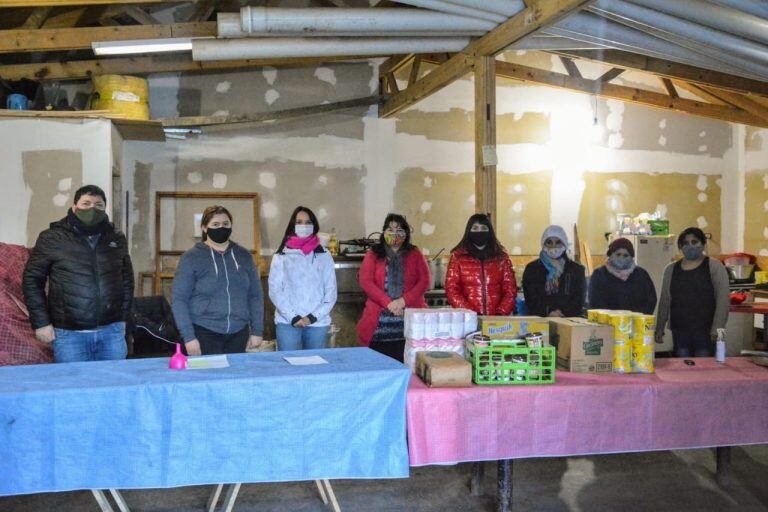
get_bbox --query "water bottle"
[715,328,726,364]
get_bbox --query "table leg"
[470,462,485,496]
[108,489,131,512]
[497,459,513,512]
[91,490,115,512]
[716,447,732,488]
[322,479,341,512]
[206,484,224,512]
[315,480,329,505]
[220,483,242,512]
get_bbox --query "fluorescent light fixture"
[92,38,193,55]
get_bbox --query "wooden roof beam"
[0,54,374,81]
[672,80,728,106]
[0,21,215,53]
[0,1,195,6]
[661,77,678,99]
[553,49,768,98]
[21,7,53,29]
[380,0,595,118]
[494,60,768,128]
[596,67,624,83]
[698,86,768,124]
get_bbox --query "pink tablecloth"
[406,358,768,466]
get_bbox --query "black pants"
[369,339,405,363]
[672,329,713,358]
[193,324,249,355]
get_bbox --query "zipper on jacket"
[90,236,102,329]
[222,252,232,333]
[480,260,487,315]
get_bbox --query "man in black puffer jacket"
[23,185,134,363]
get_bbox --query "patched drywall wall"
[22,150,83,245]
[121,50,760,281]
[578,172,722,254]
[0,118,114,247]
[123,62,376,277]
[745,128,768,256]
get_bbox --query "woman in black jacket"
[522,225,585,317]
[588,238,657,314]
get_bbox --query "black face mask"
[206,227,232,244]
[469,231,491,247]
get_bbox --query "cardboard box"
[415,351,472,387]
[550,317,614,374]
[478,316,549,345]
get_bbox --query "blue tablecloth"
[0,347,410,495]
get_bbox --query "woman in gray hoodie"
[172,205,264,356]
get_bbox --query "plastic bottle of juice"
[328,228,339,257]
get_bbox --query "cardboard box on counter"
[550,317,614,374]
[478,316,549,344]
[415,351,472,387]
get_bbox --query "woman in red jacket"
[357,213,430,362]
[445,213,517,315]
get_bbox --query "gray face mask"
[681,245,705,261]
[609,255,634,270]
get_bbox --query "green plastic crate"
[466,339,556,385]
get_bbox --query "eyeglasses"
[385,229,406,237]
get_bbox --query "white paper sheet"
[283,355,329,366]
[186,355,230,370]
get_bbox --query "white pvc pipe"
[595,0,768,73]
[551,12,767,80]
[226,7,495,37]
[444,0,525,17]
[390,0,507,24]
[630,0,768,46]
[192,37,471,61]
[708,0,768,21]
[219,12,483,37]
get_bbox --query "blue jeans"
[276,324,329,351]
[53,322,128,363]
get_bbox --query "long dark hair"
[452,213,505,259]
[200,205,233,242]
[371,213,416,258]
[276,206,322,254]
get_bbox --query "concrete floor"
[3,446,768,511]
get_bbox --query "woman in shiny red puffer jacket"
[444,214,517,315]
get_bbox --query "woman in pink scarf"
[268,206,337,351]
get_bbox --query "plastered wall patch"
[212,173,227,189]
[263,67,277,85]
[58,178,72,191]
[314,67,337,86]
[259,172,276,189]
[265,89,280,105]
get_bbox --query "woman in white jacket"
[269,206,337,350]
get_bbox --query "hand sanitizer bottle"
[715,328,726,364]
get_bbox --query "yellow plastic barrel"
[91,74,149,120]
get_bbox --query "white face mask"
[545,246,565,259]
[295,224,314,239]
